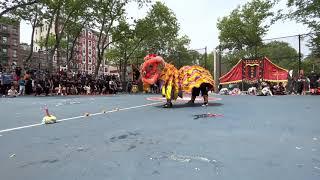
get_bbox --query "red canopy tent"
[219,57,288,85]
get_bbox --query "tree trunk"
[67,20,86,72]
[45,16,54,73]
[67,35,78,71]
[95,54,102,76]
[119,58,122,79]
[0,0,39,17]
[53,8,61,72]
[95,36,105,77]
[122,57,129,90]
[24,11,38,68]
[122,55,128,83]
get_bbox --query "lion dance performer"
[140,54,214,108]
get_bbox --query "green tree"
[217,0,275,51]
[166,36,194,68]
[105,1,181,81]
[141,1,179,57]
[0,0,40,17]
[286,0,320,56]
[14,4,44,67]
[37,34,56,49]
[106,20,146,82]
[41,0,91,72]
[217,0,275,68]
[93,0,149,77]
[63,0,92,70]
[221,49,250,69]
[258,41,299,71]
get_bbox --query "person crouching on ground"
[257,82,273,96]
[7,86,18,97]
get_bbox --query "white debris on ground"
[56,99,81,107]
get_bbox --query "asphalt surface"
[0,94,320,180]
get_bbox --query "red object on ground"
[44,106,50,116]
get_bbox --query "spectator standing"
[18,77,25,96]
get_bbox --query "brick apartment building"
[0,17,20,72]
[33,23,110,75]
[19,43,47,71]
[76,28,110,75]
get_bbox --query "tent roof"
[219,57,288,85]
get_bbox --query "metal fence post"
[298,34,302,74]
[204,46,207,69]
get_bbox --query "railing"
[0,29,9,35]
[0,41,10,47]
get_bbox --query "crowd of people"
[219,71,320,96]
[1,67,320,98]
[0,69,136,97]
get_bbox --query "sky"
[20,0,310,54]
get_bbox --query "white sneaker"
[202,102,208,107]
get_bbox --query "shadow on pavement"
[154,103,224,109]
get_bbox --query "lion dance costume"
[140,54,214,108]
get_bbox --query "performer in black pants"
[187,83,212,106]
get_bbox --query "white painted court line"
[0,102,162,134]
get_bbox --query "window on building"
[89,49,92,55]
[13,50,17,57]
[2,48,7,54]
[35,29,37,35]
[88,65,92,71]
[2,37,7,43]
[2,25,7,31]
[89,57,92,63]
[89,41,91,46]
[13,39,17,46]
[82,56,85,63]
[13,27,18,34]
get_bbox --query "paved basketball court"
[0,94,319,180]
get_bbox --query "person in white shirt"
[7,86,18,97]
[84,85,91,95]
[261,86,273,96]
